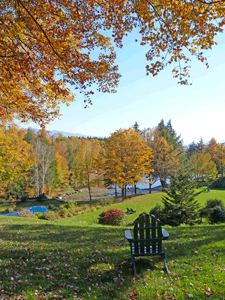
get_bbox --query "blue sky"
[22,30,225,146]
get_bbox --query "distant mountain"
[50,130,87,138]
[25,127,102,139]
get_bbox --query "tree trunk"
[122,186,124,199]
[124,184,127,199]
[87,174,92,201]
[149,182,152,194]
[42,171,45,194]
[35,164,39,197]
[115,185,117,197]
[134,184,137,195]
[160,178,166,190]
[222,168,224,179]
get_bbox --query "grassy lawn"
[0,190,225,299]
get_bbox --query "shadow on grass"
[0,222,225,299]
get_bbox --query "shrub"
[58,207,69,217]
[35,212,43,218]
[99,197,114,207]
[39,211,57,221]
[199,198,225,219]
[98,208,127,226]
[7,207,14,213]
[48,204,55,210]
[20,210,35,218]
[63,201,77,210]
[208,206,225,224]
[95,204,102,210]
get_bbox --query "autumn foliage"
[1,1,225,125]
[98,208,127,226]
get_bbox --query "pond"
[0,206,48,217]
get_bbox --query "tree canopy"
[1,0,225,126]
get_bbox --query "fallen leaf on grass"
[186,293,193,297]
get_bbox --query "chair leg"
[131,255,137,276]
[163,252,170,274]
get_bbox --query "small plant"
[98,208,127,226]
[58,207,69,217]
[39,211,57,221]
[48,204,55,210]
[95,204,102,210]
[7,207,14,213]
[63,201,77,209]
[20,210,35,218]
[35,212,43,218]
[99,197,114,206]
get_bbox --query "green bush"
[63,201,77,209]
[7,207,14,213]
[95,204,102,210]
[99,197,114,206]
[208,206,225,224]
[199,198,225,219]
[35,212,43,218]
[98,208,127,226]
[48,204,55,210]
[20,210,35,218]
[58,207,69,217]
[39,211,57,221]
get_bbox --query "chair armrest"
[125,230,134,242]
[162,228,169,240]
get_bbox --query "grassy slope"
[0,190,225,299]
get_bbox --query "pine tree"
[186,141,197,158]
[132,121,141,133]
[158,119,183,150]
[162,158,202,226]
[196,137,205,153]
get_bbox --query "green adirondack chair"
[125,213,170,275]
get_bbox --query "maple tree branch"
[0,53,24,58]
[17,0,64,61]
[195,0,225,4]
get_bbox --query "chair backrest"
[133,213,163,254]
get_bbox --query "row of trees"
[1,120,225,201]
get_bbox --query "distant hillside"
[50,130,87,138]
[25,128,105,139]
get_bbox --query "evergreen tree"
[162,158,202,226]
[132,121,141,133]
[24,127,35,144]
[158,119,183,150]
[186,141,197,158]
[196,137,205,153]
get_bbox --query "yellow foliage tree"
[190,151,218,186]
[0,126,34,197]
[76,139,102,201]
[55,152,70,189]
[143,128,179,189]
[217,144,225,178]
[99,128,153,199]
